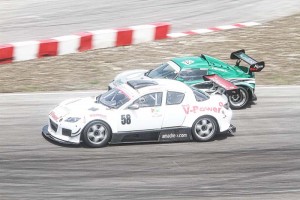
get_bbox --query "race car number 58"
[121,114,131,125]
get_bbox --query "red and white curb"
[0,23,170,64]
[0,21,261,65]
[167,22,261,38]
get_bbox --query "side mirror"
[128,103,139,110]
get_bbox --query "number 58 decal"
[121,114,131,125]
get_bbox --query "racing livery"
[109,49,265,109]
[42,78,236,148]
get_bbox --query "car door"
[162,91,187,128]
[117,92,164,132]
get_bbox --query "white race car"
[42,77,236,148]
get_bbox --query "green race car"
[109,49,265,109]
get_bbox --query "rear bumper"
[42,125,79,145]
[224,124,236,134]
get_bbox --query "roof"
[132,79,190,94]
[127,80,158,89]
[171,56,208,69]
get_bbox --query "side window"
[178,68,208,81]
[134,92,163,107]
[166,91,185,105]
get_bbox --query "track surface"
[1,0,300,43]
[1,1,300,199]
[1,86,300,200]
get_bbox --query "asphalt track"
[1,1,300,199]
[1,86,300,200]
[1,0,300,43]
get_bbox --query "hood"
[52,96,109,120]
[113,69,150,86]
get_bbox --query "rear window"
[191,88,210,102]
[166,91,185,105]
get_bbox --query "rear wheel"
[228,86,249,109]
[192,116,219,142]
[82,121,112,148]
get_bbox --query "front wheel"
[192,116,219,142]
[82,121,112,148]
[228,86,249,109]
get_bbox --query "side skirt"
[110,127,192,144]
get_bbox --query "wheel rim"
[87,123,107,145]
[229,88,247,108]
[194,118,215,140]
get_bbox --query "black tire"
[82,120,112,148]
[228,86,249,109]
[192,116,219,142]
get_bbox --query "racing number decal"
[121,114,131,125]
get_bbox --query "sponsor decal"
[151,107,162,117]
[90,114,107,118]
[182,60,194,65]
[161,133,188,139]
[159,128,191,142]
[182,104,221,114]
[211,67,227,72]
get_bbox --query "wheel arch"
[192,115,220,133]
[191,115,220,142]
[80,119,113,142]
[234,83,254,99]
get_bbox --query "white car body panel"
[45,79,234,145]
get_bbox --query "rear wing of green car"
[230,49,265,72]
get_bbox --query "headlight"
[65,117,81,123]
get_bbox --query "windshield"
[97,88,130,108]
[146,62,180,79]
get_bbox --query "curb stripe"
[167,21,261,38]
[0,23,170,64]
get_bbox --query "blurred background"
[1,0,300,43]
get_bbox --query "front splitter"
[42,125,79,145]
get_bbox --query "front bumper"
[42,125,79,145]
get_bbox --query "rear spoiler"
[230,49,265,72]
[203,74,239,96]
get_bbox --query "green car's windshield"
[146,62,180,79]
[97,88,130,109]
